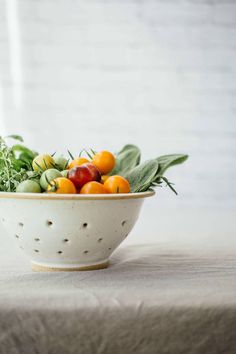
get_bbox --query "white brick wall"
[0,0,235,245]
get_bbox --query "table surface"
[0,240,236,354]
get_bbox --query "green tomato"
[32,154,55,173]
[40,168,62,190]
[54,156,68,170]
[61,170,68,178]
[16,180,41,193]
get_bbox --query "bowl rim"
[0,190,155,201]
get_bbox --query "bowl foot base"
[31,260,109,272]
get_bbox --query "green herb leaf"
[124,159,159,192]
[110,144,141,176]
[12,144,37,158]
[0,137,29,192]
[156,154,188,176]
[6,134,24,142]
[11,144,37,171]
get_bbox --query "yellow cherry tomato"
[68,157,89,170]
[92,151,115,175]
[104,175,131,194]
[47,177,76,194]
[32,154,55,173]
[80,181,107,194]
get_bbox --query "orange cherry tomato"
[68,157,89,170]
[92,151,115,175]
[80,181,107,194]
[101,175,109,184]
[104,175,131,194]
[47,177,76,194]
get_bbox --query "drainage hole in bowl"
[34,249,39,253]
[19,222,24,227]
[98,238,103,243]
[82,223,88,228]
[15,234,19,239]
[108,247,112,250]
[34,238,40,242]
[57,251,63,254]
[46,220,53,227]
[2,218,5,222]
[63,239,69,243]
[83,250,89,254]
[122,220,127,227]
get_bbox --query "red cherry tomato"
[68,163,101,189]
[84,163,101,181]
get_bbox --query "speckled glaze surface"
[0,191,154,271]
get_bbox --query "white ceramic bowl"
[0,191,154,271]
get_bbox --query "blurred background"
[0,0,235,251]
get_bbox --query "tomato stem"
[45,174,53,187]
[90,148,96,155]
[34,161,44,173]
[67,150,74,160]
[65,158,70,169]
[85,150,93,160]
[43,158,48,170]
[79,149,85,157]
[160,176,178,195]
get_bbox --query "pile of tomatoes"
[16,150,131,194]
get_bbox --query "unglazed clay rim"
[31,260,109,272]
[0,190,155,200]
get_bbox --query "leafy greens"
[111,145,188,194]
[0,136,38,192]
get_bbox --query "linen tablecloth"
[0,241,236,354]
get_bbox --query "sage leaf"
[110,144,141,176]
[124,159,159,192]
[156,154,188,177]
